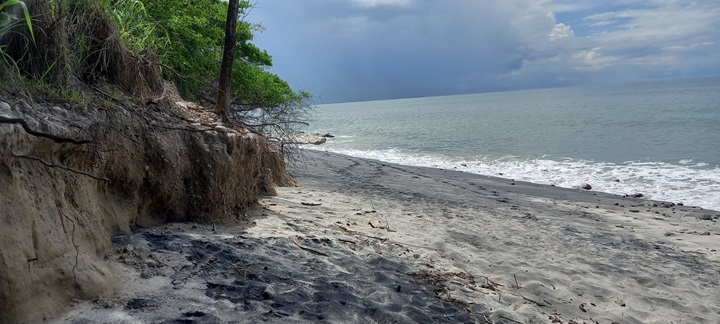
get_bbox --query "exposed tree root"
[11,153,109,182]
[0,116,92,144]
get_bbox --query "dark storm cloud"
[252,0,720,103]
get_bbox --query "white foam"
[307,146,720,211]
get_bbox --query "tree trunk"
[215,0,241,121]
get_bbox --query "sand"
[52,150,720,323]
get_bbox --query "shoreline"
[302,146,720,212]
[54,149,720,323]
[301,149,720,215]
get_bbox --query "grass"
[0,0,164,106]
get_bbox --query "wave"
[305,146,720,211]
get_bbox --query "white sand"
[53,150,720,323]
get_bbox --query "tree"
[109,0,312,140]
[216,0,241,120]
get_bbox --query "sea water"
[305,77,720,211]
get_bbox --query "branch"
[241,121,309,128]
[0,116,92,144]
[12,153,109,182]
[293,238,328,257]
[149,123,216,133]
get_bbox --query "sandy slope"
[53,150,720,323]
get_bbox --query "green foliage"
[96,0,169,54]
[137,0,233,98]
[133,0,305,111]
[232,61,306,108]
[0,0,34,42]
[0,0,34,75]
[1,0,310,123]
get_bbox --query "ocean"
[304,77,720,211]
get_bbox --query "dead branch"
[0,116,92,144]
[241,120,309,128]
[12,153,109,182]
[293,238,328,257]
[149,123,215,133]
[517,293,547,307]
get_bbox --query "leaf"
[0,0,34,43]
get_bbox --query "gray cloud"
[252,0,720,103]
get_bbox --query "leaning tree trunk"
[215,0,241,121]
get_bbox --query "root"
[59,209,81,288]
[0,116,92,144]
[11,153,109,182]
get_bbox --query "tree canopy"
[113,0,307,108]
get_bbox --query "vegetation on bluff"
[0,0,310,138]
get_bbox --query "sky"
[251,0,720,103]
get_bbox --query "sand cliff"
[0,96,292,323]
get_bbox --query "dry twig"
[293,238,328,257]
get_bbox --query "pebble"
[140,267,153,279]
[145,259,158,268]
[0,101,10,113]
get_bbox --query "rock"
[321,133,335,138]
[174,101,188,110]
[145,259,159,268]
[140,265,153,279]
[50,106,68,118]
[262,286,276,300]
[288,132,327,145]
[368,220,386,229]
[700,214,714,221]
[0,101,10,115]
[580,183,592,190]
[613,179,621,182]
[125,298,153,310]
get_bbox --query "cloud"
[252,0,720,102]
[352,0,411,7]
[572,47,619,71]
[549,23,573,41]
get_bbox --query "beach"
[53,150,720,323]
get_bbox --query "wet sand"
[54,150,720,323]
